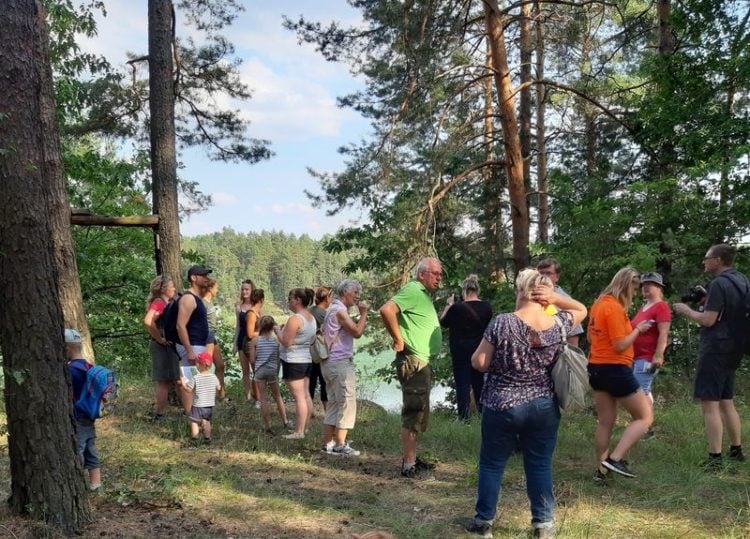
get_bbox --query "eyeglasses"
[703,256,719,261]
[426,270,443,277]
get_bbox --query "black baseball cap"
[187,266,212,279]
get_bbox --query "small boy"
[65,328,102,491]
[183,352,221,443]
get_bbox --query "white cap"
[64,328,82,344]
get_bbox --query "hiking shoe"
[464,517,493,538]
[401,464,417,478]
[415,456,436,471]
[601,458,637,478]
[701,455,724,471]
[729,447,746,462]
[332,442,360,456]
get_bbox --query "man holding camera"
[674,244,748,468]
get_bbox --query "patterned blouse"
[480,311,573,412]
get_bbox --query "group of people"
[464,244,749,538]
[65,243,745,538]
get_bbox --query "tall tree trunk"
[520,1,533,225]
[535,0,549,244]
[580,28,598,176]
[0,1,91,533]
[149,0,182,289]
[484,0,530,272]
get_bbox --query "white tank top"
[284,313,316,364]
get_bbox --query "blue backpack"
[71,362,118,420]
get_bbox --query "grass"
[1,375,750,538]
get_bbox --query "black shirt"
[700,268,749,357]
[440,300,494,341]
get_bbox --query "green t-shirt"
[392,280,442,362]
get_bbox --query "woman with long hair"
[143,275,180,419]
[278,287,317,439]
[244,289,265,404]
[440,274,493,421]
[309,286,332,414]
[466,269,587,538]
[254,315,290,432]
[588,267,654,480]
[234,279,255,401]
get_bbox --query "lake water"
[353,347,450,411]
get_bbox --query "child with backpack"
[65,328,102,491]
[182,352,221,444]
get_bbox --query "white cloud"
[211,192,240,206]
[270,203,315,215]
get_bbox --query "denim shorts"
[587,363,640,398]
[189,406,214,424]
[76,421,100,470]
[632,359,657,395]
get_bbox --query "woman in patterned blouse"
[465,268,587,539]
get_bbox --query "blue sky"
[83,1,369,239]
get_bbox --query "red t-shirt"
[631,301,671,361]
[148,298,167,318]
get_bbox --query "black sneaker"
[729,447,746,462]
[415,456,436,471]
[401,464,417,478]
[701,455,724,471]
[601,457,637,478]
[464,517,493,538]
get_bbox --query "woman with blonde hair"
[588,267,654,480]
[144,275,180,419]
[466,268,587,538]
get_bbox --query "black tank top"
[184,292,209,346]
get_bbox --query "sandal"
[282,432,305,440]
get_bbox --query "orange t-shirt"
[587,295,633,366]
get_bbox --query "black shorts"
[587,363,640,398]
[694,355,737,401]
[282,361,312,381]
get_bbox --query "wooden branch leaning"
[70,208,159,228]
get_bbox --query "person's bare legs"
[257,380,271,430]
[593,390,617,465]
[286,378,310,436]
[203,419,212,440]
[719,399,742,447]
[154,381,172,415]
[189,419,200,438]
[178,380,192,415]
[88,468,101,489]
[213,346,226,400]
[239,351,252,400]
[401,428,417,465]
[269,381,288,425]
[609,390,652,460]
[702,400,724,453]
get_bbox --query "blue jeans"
[475,397,560,526]
[450,337,484,420]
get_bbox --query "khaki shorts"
[394,352,432,433]
[322,359,357,430]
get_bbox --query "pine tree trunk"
[484,0,530,272]
[535,0,549,244]
[0,1,91,532]
[149,0,182,289]
[520,1,533,223]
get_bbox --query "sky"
[82,1,370,239]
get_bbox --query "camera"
[680,285,707,303]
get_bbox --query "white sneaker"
[332,442,360,456]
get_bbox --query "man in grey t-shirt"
[537,258,584,346]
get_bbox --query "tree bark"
[535,0,549,244]
[0,1,91,532]
[149,0,182,289]
[484,0,530,272]
[520,0,533,222]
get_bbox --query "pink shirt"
[324,299,355,362]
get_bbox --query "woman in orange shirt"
[588,267,653,480]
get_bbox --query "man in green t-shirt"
[379,257,443,477]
